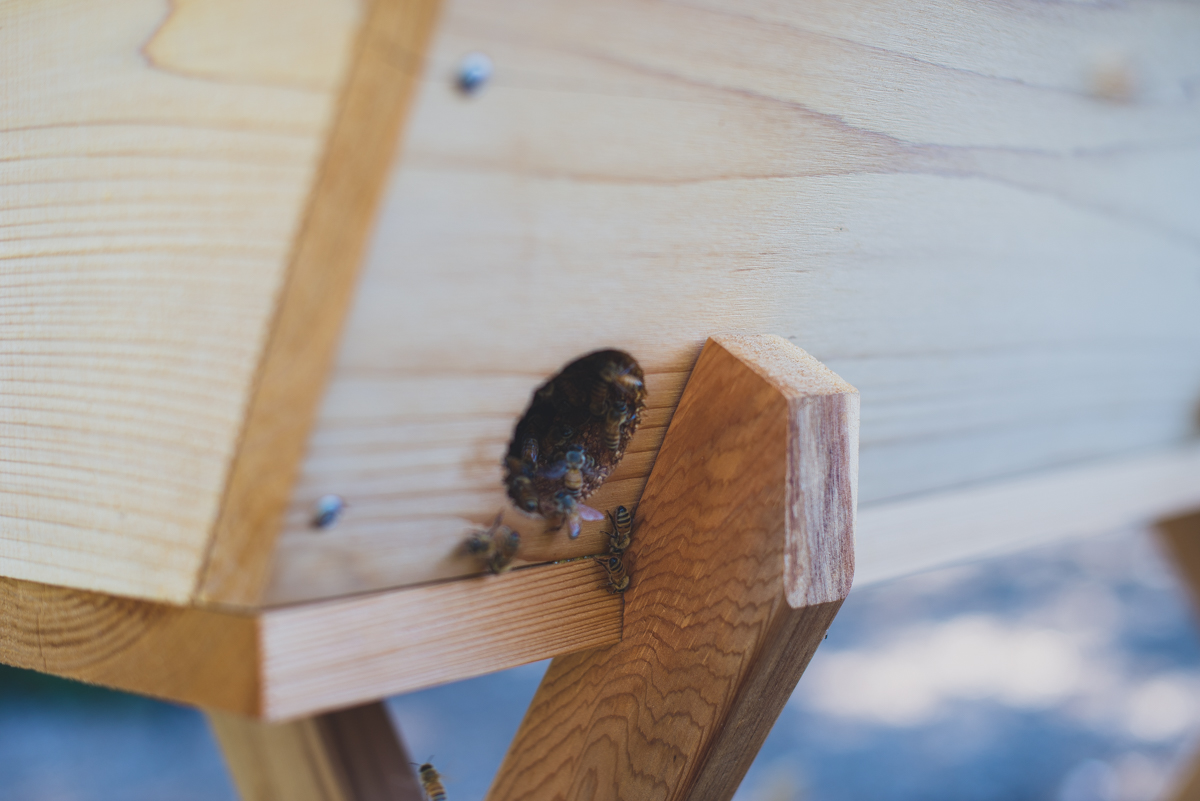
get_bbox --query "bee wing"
[538,460,569,480]
[578,504,605,522]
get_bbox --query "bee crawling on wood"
[606,505,633,554]
[599,553,630,594]
[464,512,520,574]
[416,761,447,801]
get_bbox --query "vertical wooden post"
[488,334,858,801]
[209,702,424,801]
[1157,512,1200,801]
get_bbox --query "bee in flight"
[548,490,604,539]
[606,505,633,553]
[599,553,630,593]
[417,762,447,801]
[464,512,520,574]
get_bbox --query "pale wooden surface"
[0,0,361,602]
[858,443,1200,588]
[198,0,444,607]
[0,559,620,720]
[489,336,856,800]
[259,557,621,720]
[210,702,424,801]
[269,0,1200,606]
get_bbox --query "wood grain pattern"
[488,336,857,801]
[198,0,443,606]
[0,575,259,712]
[0,559,619,720]
[259,558,622,720]
[268,0,1200,605]
[0,0,361,602]
[210,702,424,801]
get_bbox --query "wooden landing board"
[490,335,857,800]
[0,559,621,721]
[267,0,1200,607]
[0,0,361,602]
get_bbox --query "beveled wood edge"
[0,559,620,722]
[197,0,444,606]
[707,334,860,608]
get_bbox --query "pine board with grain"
[267,0,1200,606]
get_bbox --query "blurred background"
[3,524,1198,801]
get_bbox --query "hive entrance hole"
[504,350,647,537]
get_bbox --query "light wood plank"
[0,0,361,602]
[0,559,620,720]
[857,444,1200,587]
[210,702,424,801]
[198,0,444,606]
[488,335,857,800]
[268,0,1200,606]
[260,558,621,720]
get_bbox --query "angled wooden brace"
[488,334,859,801]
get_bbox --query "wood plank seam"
[197,0,444,607]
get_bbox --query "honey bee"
[465,512,520,574]
[589,374,610,417]
[490,526,520,574]
[549,490,604,539]
[604,400,628,451]
[509,475,539,514]
[417,762,447,801]
[541,445,588,497]
[521,437,539,467]
[607,505,633,553]
[548,422,574,451]
[599,553,630,593]
[599,359,644,398]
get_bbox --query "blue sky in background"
[2,525,1198,801]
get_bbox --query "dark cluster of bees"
[465,351,646,588]
[503,349,647,538]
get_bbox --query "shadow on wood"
[488,334,858,801]
[209,701,424,801]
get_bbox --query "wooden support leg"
[488,335,859,801]
[1157,511,1200,801]
[208,702,423,801]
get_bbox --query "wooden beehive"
[3,0,1200,792]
